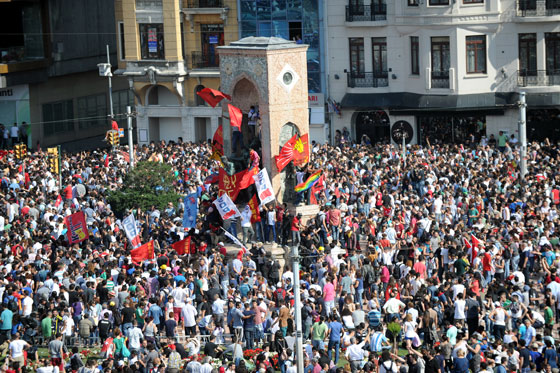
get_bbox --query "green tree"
[108,161,180,216]
[387,321,402,354]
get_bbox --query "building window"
[118,22,126,60]
[113,90,134,127]
[545,33,560,73]
[139,23,164,60]
[411,36,419,75]
[431,37,450,72]
[519,33,537,74]
[196,24,224,68]
[429,0,449,5]
[466,35,486,74]
[42,100,74,137]
[408,0,419,6]
[372,37,387,75]
[463,0,483,3]
[349,38,365,76]
[77,94,107,129]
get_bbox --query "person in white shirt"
[9,333,29,367]
[240,205,254,245]
[182,298,198,336]
[21,291,33,317]
[345,334,371,372]
[454,293,466,326]
[128,320,144,352]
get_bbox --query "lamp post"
[97,45,114,123]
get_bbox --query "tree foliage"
[108,161,180,216]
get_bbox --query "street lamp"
[97,45,115,122]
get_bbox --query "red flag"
[463,237,472,249]
[196,88,231,108]
[55,195,63,208]
[309,175,324,205]
[248,194,261,223]
[293,134,310,166]
[471,234,481,248]
[228,104,243,130]
[171,236,191,255]
[64,211,89,244]
[218,167,258,200]
[211,125,224,161]
[131,240,155,263]
[275,134,298,172]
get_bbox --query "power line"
[13,113,131,127]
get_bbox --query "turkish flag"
[172,236,191,255]
[228,104,243,130]
[131,240,155,263]
[196,88,231,108]
[463,237,472,249]
[55,195,63,208]
[275,134,298,172]
[471,234,481,248]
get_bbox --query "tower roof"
[223,36,302,50]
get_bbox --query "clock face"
[283,72,293,85]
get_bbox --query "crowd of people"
[0,131,559,373]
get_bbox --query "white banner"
[123,214,142,248]
[213,194,241,220]
[223,228,246,251]
[253,168,275,205]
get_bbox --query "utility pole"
[402,134,406,167]
[292,245,304,373]
[127,106,135,167]
[519,91,527,179]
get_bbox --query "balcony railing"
[347,71,388,88]
[431,70,449,89]
[187,0,223,7]
[517,0,560,16]
[191,51,219,68]
[345,3,387,21]
[518,69,560,86]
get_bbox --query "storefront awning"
[339,92,560,112]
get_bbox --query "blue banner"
[183,193,198,229]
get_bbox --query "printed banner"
[183,193,198,229]
[123,214,142,248]
[223,228,246,251]
[172,236,191,255]
[64,211,89,244]
[253,168,275,205]
[213,194,241,220]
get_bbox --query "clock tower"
[218,37,309,202]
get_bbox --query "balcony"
[191,51,219,69]
[347,71,388,88]
[0,46,47,74]
[187,0,223,7]
[431,70,449,89]
[345,3,387,22]
[517,70,560,87]
[517,0,560,16]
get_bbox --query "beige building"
[114,0,239,145]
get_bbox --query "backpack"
[274,288,286,303]
[7,296,18,313]
[392,264,402,280]
[503,248,511,260]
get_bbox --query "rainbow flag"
[295,170,322,193]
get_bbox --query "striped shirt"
[368,310,382,327]
[370,332,388,352]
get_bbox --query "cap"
[277,282,282,287]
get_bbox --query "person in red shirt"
[481,251,493,284]
[291,213,302,245]
[63,183,73,201]
[328,205,341,243]
[413,255,427,280]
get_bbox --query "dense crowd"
[0,131,559,373]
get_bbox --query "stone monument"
[217,37,310,204]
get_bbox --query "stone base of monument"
[291,204,320,225]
